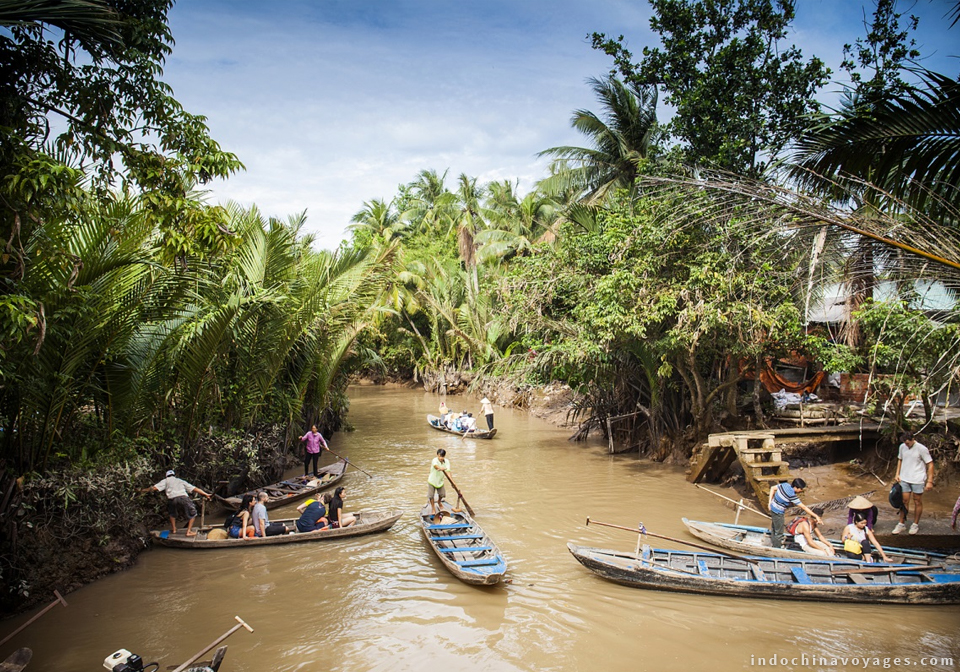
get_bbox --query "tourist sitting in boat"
[786,508,834,556]
[228,494,256,539]
[846,494,879,529]
[327,486,356,528]
[842,512,891,563]
[253,491,287,537]
[295,494,331,533]
[462,413,477,433]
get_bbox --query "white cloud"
[166,0,958,251]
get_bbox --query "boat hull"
[420,501,506,585]
[151,509,402,548]
[216,459,347,511]
[681,518,958,566]
[568,543,960,604]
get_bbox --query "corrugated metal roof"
[807,280,957,323]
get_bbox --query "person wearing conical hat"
[846,495,879,530]
[480,397,494,430]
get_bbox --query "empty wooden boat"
[216,459,347,511]
[426,414,497,439]
[681,518,959,566]
[567,543,960,604]
[151,509,402,548]
[419,501,506,585]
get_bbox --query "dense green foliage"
[591,0,830,175]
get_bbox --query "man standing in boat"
[480,397,494,430]
[427,448,451,519]
[142,469,212,537]
[892,431,934,535]
[768,478,821,549]
[300,424,330,478]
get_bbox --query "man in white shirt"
[143,469,212,537]
[892,432,934,535]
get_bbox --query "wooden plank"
[429,534,484,541]
[437,546,492,553]
[790,567,814,584]
[456,559,502,567]
[426,523,472,530]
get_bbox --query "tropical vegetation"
[2,0,959,612]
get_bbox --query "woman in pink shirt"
[300,424,329,477]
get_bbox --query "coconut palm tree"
[788,69,960,218]
[349,198,406,246]
[537,75,658,204]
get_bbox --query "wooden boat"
[150,509,402,548]
[419,501,506,585]
[216,459,347,511]
[1,648,31,672]
[427,414,497,439]
[567,542,960,604]
[681,518,960,566]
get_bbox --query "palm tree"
[788,69,960,218]
[538,75,657,204]
[349,198,406,245]
[475,180,558,263]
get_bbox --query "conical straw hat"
[848,495,874,510]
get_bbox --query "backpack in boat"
[785,516,807,536]
[222,514,238,530]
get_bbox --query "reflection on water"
[3,386,959,671]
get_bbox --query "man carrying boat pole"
[768,478,821,549]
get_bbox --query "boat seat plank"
[455,558,502,567]
[790,567,814,584]
[437,546,492,554]
[750,565,768,582]
[848,574,869,584]
[697,560,711,576]
[430,534,484,541]
[426,523,472,530]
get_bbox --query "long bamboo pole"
[695,484,770,519]
[586,517,759,565]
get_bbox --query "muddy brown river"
[3,386,959,671]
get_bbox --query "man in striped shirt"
[768,478,822,549]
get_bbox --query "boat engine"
[103,649,146,671]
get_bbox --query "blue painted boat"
[568,543,960,604]
[682,518,960,566]
[420,501,507,585]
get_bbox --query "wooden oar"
[326,448,373,478]
[171,616,253,672]
[444,472,475,517]
[586,517,759,565]
[0,590,67,646]
[695,484,770,519]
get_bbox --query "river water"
[3,386,959,671]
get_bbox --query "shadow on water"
[3,385,959,671]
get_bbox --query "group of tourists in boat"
[142,412,958,602]
[427,398,498,438]
[572,431,960,604]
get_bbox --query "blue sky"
[163,1,959,251]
